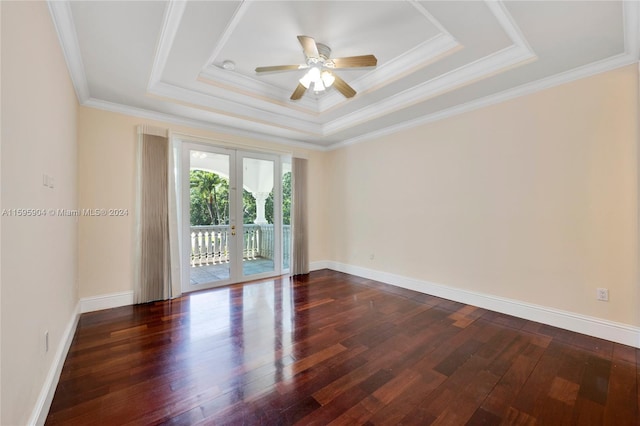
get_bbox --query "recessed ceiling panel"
[71,1,166,104]
[505,1,624,65]
[214,1,442,84]
[51,0,637,149]
[163,1,242,86]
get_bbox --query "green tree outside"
[266,171,291,225]
[190,169,292,226]
[190,170,229,225]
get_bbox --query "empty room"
[1,0,639,424]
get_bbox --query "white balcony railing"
[190,224,290,268]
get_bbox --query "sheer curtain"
[134,126,181,303]
[291,157,309,275]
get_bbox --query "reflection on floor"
[47,270,639,425]
[190,258,275,284]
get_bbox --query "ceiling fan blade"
[297,35,319,59]
[331,55,377,68]
[290,83,307,100]
[332,74,356,98]
[255,64,305,73]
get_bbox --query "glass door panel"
[240,155,278,278]
[282,160,291,272]
[182,144,283,292]
[185,146,235,291]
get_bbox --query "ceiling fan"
[255,35,377,100]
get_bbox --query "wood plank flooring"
[46,270,639,425]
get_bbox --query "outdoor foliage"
[273,171,291,225]
[190,170,229,225]
[189,170,291,226]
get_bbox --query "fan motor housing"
[316,43,332,61]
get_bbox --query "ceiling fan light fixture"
[257,35,376,100]
[313,79,326,93]
[299,72,312,89]
[321,71,335,88]
[308,66,321,81]
[299,66,323,89]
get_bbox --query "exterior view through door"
[183,143,291,292]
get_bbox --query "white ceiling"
[48,1,639,150]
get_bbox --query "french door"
[182,143,286,292]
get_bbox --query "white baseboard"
[29,301,80,426]
[321,261,640,348]
[80,291,134,313]
[30,292,135,424]
[309,260,331,271]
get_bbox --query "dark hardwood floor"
[46,270,639,425]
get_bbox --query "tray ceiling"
[48,1,639,150]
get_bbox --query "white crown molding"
[199,32,460,115]
[198,1,460,114]
[203,0,252,70]
[148,1,313,126]
[195,1,324,111]
[198,0,321,110]
[317,33,461,111]
[199,66,320,112]
[328,0,639,149]
[323,261,640,348]
[408,0,453,37]
[324,44,535,136]
[147,0,187,88]
[322,0,536,135]
[47,1,90,103]
[49,0,637,150]
[28,302,80,426]
[331,52,636,150]
[167,0,534,138]
[321,0,533,127]
[623,0,640,59]
[486,0,534,54]
[83,98,327,151]
[148,81,324,135]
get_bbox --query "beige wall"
[0,1,4,422]
[1,2,79,425]
[1,3,638,420]
[77,107,328,298]
[326,65,639,326]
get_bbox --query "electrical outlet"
[44,330,49,352]
[369,253,375,260]
[596,288,609,301]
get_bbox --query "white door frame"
[235,150,282,283]
[181,142,283,293]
